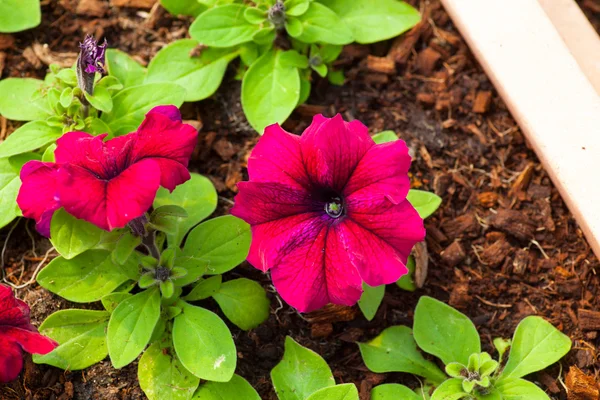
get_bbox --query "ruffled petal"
[132,107,197,191]
[343,140,411,204]
[1,327,57,355]
[145,105,182,123]
[268,218,362,312]
[0,339,22,383]
[300,114,374,191]
[247,124,310,190]
[340,200,425,286]
[231,182,316,226]
[16,161,61,237]
[0,286,32,330]
[57,159,160,230]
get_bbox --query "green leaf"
[407,189,442,219]
[190,4,260,47]
[139,340,200,400]
[160,0,207,17]
[0,120,62,158]
[107,288,161,368]
[96,75,124,91]
[285,0,310,17]
[0,0,41,33]
[173,302,236,381]
[101,82,185,135]
[182,215,251,276]
[60,87,74,108]
[495,379,550,400]
[279,50,309,69]
[430,378,470,400]
[212,278,269,330]
[146,39,239,102]
[184,275,222,301]
[318,0,420,44]
[106,49,147,88]
[358,326,447,384]
[192,374,260,400]
[112,232,142,265]
[154,173,218,247]
[50,209,103,259]
[0,157,25,229]
[37,250,132,303]
[371,384,422,400]
[33,309,109,370]
[413,296,481,366]
[42,143,57,162]
[84,85,113,113]
[357,283,384,321]
[0,78,50,120]
[295,3,354,45]
[241,49,300,133]
[55,69,78,86]
[396,255,416,291]
[305,384,359,400]
[244,7,266,24]
[271,337,335,400]
[101,292,132,313]
[372,130,398,144]
[501,316,571,380]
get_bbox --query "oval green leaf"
[0,0,41,33]
[295,2,354,45]
[413,296,481,366]
[107,288,161,369]
[407,189,442,219]
[0,78,50,120]
[154,173,218,247]
[430,378,470,400]
[189,4,259,47]
[271,336,335,400]
[139,340,200,400]
[495,378,550,400]
[357,283,385,321]
[33,309,109,370]
[306,384,359,400]
[212,278,270,330]
[371,384,422,400]
[241,49,301,133]
[192,374,260,400]
[37,250,131,303]
[106,49,147,88]
[501,316,571,380]
[0,121,62,158]
[173,302,236,381]
[358,325,447,384]
[50,208,103,259]
[181,215,251,276]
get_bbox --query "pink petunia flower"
[17,106,197,236]
[0,285,57,382]
[231,114,426,312]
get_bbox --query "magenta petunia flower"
[231,114,425,312]
[17,106,197,236]
[0,285,57,382]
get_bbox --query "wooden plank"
[439,0,600,258]
[538,0,600,95]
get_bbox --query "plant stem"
[142,230,161,259]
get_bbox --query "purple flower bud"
[76,35,107,96]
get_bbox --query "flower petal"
[340,200,425,286]
[300,114,374,191]
[343,140,412,204]
[231,182,316,225]
[0,339,22,383]
[247,123,310,190]
[0,286,33,330]
[145,105,182,122]
[268,218,362,312]
[1,326,57,355]
[132,108,197,191]
[58,159,160,230]
[17,161,60,237]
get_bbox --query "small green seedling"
[359,296,572,399]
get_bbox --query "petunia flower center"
[325,197,344,219]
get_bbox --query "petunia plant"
[17,106,269,400]
[157,0,421,132]
[231,114,426,312]
[358,131,442,321]
[0,36,185,231]
[0,285,57,382]
[0,0,41,33]
[360,296,572,400]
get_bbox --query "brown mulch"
[1,0,600,399]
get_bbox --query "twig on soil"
[529,239,550,259]
[0,219,19,279]
[3,247,55,289]
[475,295,512,308]
[25,219,38,258]
[219,196,234,206]
[556,363,568,394]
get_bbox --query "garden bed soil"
[1,1,600,399]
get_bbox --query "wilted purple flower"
[76,35,107,95]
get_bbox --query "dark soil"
[1,0,600,399]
